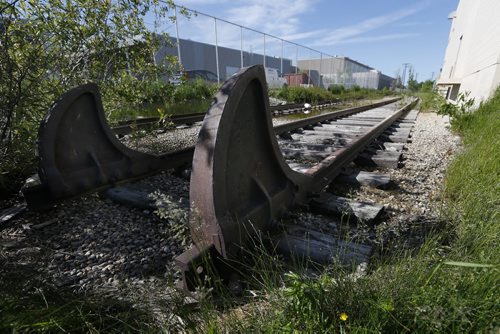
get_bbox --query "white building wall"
[437,0,500,105]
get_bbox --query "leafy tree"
[407,70,421,92]
[420,80,434,92]
[0,0,177,193]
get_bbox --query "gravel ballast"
[0,110,461,320]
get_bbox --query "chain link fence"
[142,2,393,90]
[146,2,339,88]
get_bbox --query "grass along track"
[0,91,498,332]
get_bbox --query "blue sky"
[158,0,459,81]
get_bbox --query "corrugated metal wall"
[156,37,293,80]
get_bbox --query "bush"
[0,1,177,196]
[416,91,445,112]
[436,91,475,130]
[171,78,218,104]
[328,84,345,95]
[269,85,396,105]
[270,86,335,104]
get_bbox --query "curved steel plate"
[189,66,309,259]
[24,83,193,209]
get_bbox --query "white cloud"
[224,0,318,36]
[314,2,429,46]
[170,0,429,54]
[316,33,421,46]
[281,29,328,42]
[395,21,431,28]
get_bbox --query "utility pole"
[401,63,410,88]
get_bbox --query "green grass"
[414,91,445,112]
[2,88,498,332]
[108,99,212,124]
[107,79,218,123]
[0,283,158,332]
[269,85,395,104]
[189,89,500,332]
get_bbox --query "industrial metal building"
[156,37,293,82]
[297,57,394,90]
[155,37,393,90]
[437,0,500,105]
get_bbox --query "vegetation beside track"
[269,84,394,104]
[108,78,219,123]
[190,88,499,332]
[1,90,497,332]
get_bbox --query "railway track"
[3,65,420,296]
[176,66,416,291]
[111,101,339,136]
[20,82,399,211]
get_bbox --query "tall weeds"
[193,88,500,333]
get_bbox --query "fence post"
[307,49,311,86]
[330,56,333,88]
[214,17,220,84]
[295,45,298,74]
[240,26,244,68]
[319,53,323,88]
[174,5,182,67]
[263,34,266,68]
[280,39,283,75]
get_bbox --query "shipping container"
[284,73,310,87]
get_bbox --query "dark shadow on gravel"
[0,171,193,331]
[371,215,452,261]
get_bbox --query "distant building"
[297,57,394,90]
[437,0,500,105]
[156,37,293,81]
[155,37,393,90]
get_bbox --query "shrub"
[271,86,335,103]
[328,84,345,95]
[0,1,177,195]
[417,91,445,112]
[171,78,218,103]
[437,91,475,130]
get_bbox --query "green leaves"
[0,0,179,191]
[437,91,476,129]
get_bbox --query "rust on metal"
[188,66,310,260]
[177,65,416,290]
[22,82,399,211]
[22,83,194,210]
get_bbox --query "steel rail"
[274,98,399,135]
[304,102,416,193]
[22,81,399,211]
[111,102,340,136]
[177,65,415,292]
